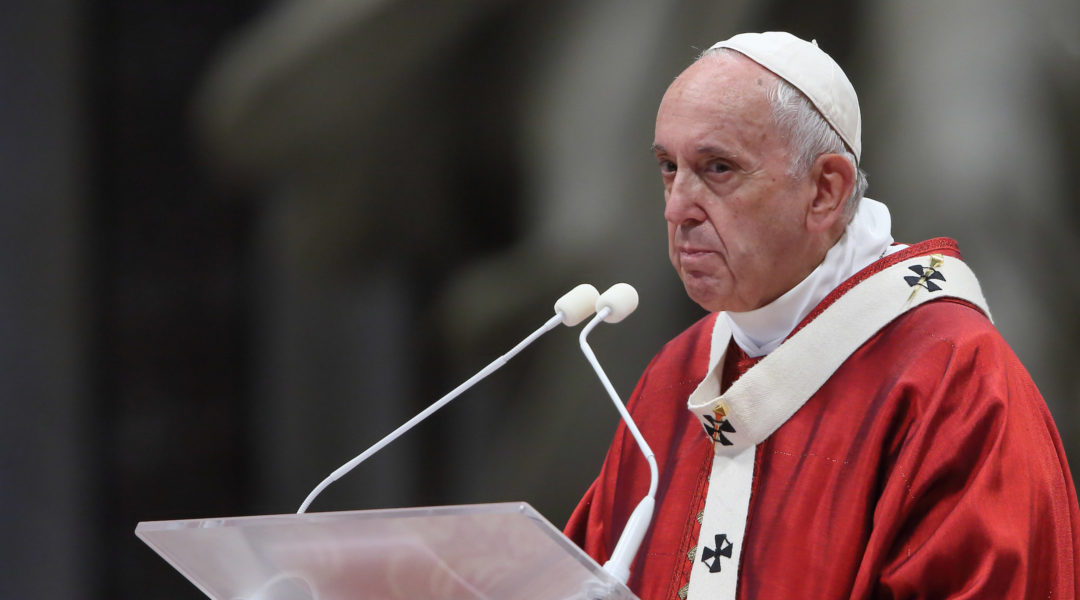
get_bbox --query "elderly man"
[566,32,1080,599]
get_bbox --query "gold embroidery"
[677,583,690,599]
[705,401,736,446]
[687,546,697,562]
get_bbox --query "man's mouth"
[678,245,714,258]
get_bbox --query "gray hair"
[703,48,869,219]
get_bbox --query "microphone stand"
[578,285,658,585]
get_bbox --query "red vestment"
[566,239,1080,599]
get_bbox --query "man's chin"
[681,277,730,313]
[681,278,764,313]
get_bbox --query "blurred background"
[2,0,1078,597]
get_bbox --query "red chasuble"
[565,239,1080,599]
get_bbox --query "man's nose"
[664,171,707,225]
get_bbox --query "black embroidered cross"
[702,413,735,446]
[904,254,945,301]
[700,533,734,573]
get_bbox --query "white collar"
[723,198,897,358]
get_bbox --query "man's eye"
[708,162,731,174]
[659,160,677,174]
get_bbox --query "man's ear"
[806,153,855,233]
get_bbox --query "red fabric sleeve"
[854,324,1080,598]
[736,301,1079,599]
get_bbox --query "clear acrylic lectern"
[136,502,638,600]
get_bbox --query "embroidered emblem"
[702,413,736,446]
[700,533,734,573]
[904,254,946,301]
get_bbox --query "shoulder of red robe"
[687,251,989,448]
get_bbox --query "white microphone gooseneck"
[297,284,601,514]
[578,283,658,584]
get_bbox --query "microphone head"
[596,283,639,323]
[554,284,600,326]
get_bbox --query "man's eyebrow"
[650,143,739,160]
[696,145,739,160]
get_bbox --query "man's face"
[654,54,818,313]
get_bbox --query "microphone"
[578,283,658,585]
[555,283,604,326]
[297,284,601,514]
[595,282,639,323]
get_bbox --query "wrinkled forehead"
[655,54,781,144]
[661,54,777,118]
